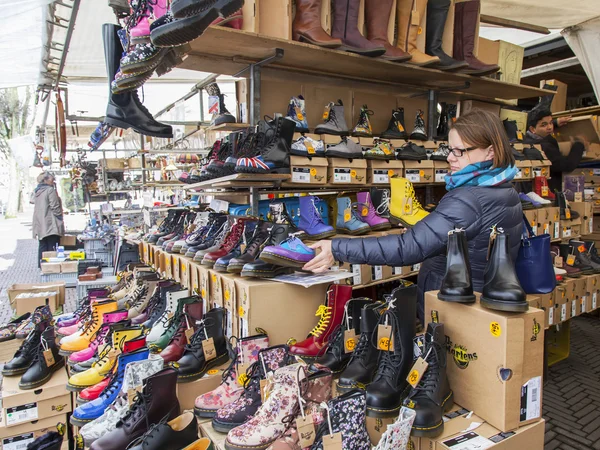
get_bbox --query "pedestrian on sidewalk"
[32,172,64,267]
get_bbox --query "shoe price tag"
[295,106,304,122]
[361,206,369,217]
[561,304,567,322]
[575,192,583,202]
[411,9,420,25]
[351,264,362,285]
[565,209,572,219]
[43,349,55,367]
[323,432,343,450]
[572,300,577,317]
[305,141,316,154]
[514,169,522,179]
[237,363,250,386]
[185,327,195,345]
[407,356,429,388]
[541,186,549,197]
[373,169,389,184]
[402,198,413,216]
[322,105,330,121]
[582,296,587,313]
[343,208,352,222]
[260,378,274,403]
[292,168,311,184]
[297,415,316,448]
[405,169,420,183]
[554,256,563,268]
[548,306,554,325]
[397,122,405,132]
[377,324,395,352]
[593,292,597,309]
[202,337,217,361]
[554,222,560,239]
[344,329,357,354]
[435,169,449,183]
[2,433,35,450]
[566,255,576,266]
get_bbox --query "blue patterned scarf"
[445,161,518,191]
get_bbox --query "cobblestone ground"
[1,211,600,449]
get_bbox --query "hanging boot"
[365,0,411,62]
[409,109,428,140]
[480,228,528,312]
[206,82,236,126]
[397,0,440,67]
[335,196,371,235]
[315,100,349,136]
[102,24,173,138]
[366,283,417,418]
[19,326,65,390]
[331,0,386,57]
[389,177,429,227]
[290,285,352,361]
[425,0,468,70]
[337,301,385,393]
[285,95,310,132]
[381,108,408,140]
[315,297,372,374]
[352,105,374,137]
[403,322,453,438]
[292,0,342,48]
[298,196,336,240]
[454,0,500,76]
[356,191,391,231]
[437,229,475,303]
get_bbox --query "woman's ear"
[486,145,495,162]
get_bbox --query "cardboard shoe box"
[40,263,61,274]
[425,292,544,432]
[289,155,328,185]
[327,157,367,185]
[403,160,435,184]
[367,159,403,184]
[434,161,450,183]
[553,284,569,324]
[0,414,69,450]
[13,292,59,316]
[523,210,538,235]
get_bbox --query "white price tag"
[554,222,560,239]
[582,296,587,314]
[593,169,600,175]
[543,224,550,235]
[393,267,403,275]
[373,170,389,184]
[531,225,538,235]
[412,263,421,272]
[372,266,383,281]
[209,199,230,213]
[292,168,311,183]
[442,432,494,449]
[333,168,352,183]
[352,264,362,285]
[564,228,572,238]
[533,168,542,177]
[2,433,35,450]
[561,304,567,322]
[435,169,449,183]
[522,376,542,421]
[240,318,249,338]
[514,170,523,179]
[5,404,38,426]
[593,292,598,309]
[572,300,577,317]
[405,169,421,183]
[548,307,554,325]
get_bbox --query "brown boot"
[293,0,343,48]
[365,0,411,62]
[397,0,440,66]
[454,0,500,76]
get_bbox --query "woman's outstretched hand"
[303,240,335,273]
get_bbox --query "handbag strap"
[522,213,535,239]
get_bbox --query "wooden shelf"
[209,123,251,132]
[352,272,418,290]
[184,173,291,190]
[180,27,551,101]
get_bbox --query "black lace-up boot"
[20,327,65,389]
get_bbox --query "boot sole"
[104,117,173,139]
[70,415,95,428]
[296,35,342,49]
[369,223,392,232]
[234,165,289,175]
[303,230,336,240]
[289,149,326,157]
[437,293,476,303]
[172,0,215,19]
[410,391,455,438]
[364,155,395,160]
[66,381,94,393]
[337,380,371,394]
[2,366,30,376]
[335,227,370,236]
[58,348,78,357]
[315,129,349,136]
[226,263,246,273]
[409,133,428,141]
[259,252,308,269]
[120,48,169,74]
[19,359,65,390]
[225,438,275,450]
[212,418,243,434]
[240,267,293,278]
[194,406,218,419]
[212,263,230,272]
[324,150,363,159]
[381,133,408,140]
[176,352,229,383]
[75,395,90,404]
[480,297,529,313]
[389,215,417,228]
[200,259,217,266]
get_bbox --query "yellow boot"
[58,299,117,355]
[397,0,440,66]
[66,326,143,392]
[389,176,429,226]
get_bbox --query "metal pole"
[140,135,146,185]
[427,89,439,141]
[249,186,259,217]
[54,0,81,90]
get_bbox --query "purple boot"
[356,191,391,231]
[259,237,316,269]
[298,196,335,240]
[332,0,386,57]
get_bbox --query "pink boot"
[212,9,243,29]
[356,191,391,231]
[68,310,129,364]
[129,0,169,43]
[194,333,269,418]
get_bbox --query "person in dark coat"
[304,109,523,321]
[523,107,587,192]
[32,172,65,267]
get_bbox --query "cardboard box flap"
[327,157,367,168]
[368,159,403,169]
[403,160,435,169]
[434,161,451,169]
[2,369,69,409]
[290,155,328,167]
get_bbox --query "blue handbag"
[515,214,556,294]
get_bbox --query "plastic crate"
[83,239,113,254]
[78,259,105,274]
[93,250,114,267]
[40,272,78,287]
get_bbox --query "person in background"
[524,108,588,192]
[32,172,65,267]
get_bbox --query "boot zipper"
[344,0,350,39]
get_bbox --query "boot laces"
[101,365,125,398]
[186,317,216,351]
[414,110,425,130]
[309,305,332,338]
[357,108,373,129]
[90,323,111,347]
[321,324,343,358]
[245,227,270,255]
[259,117,281,154]
[350,330,371,361]
[405,182,425,211]
[325,103,339,126]
[127,412,173,449]
[371,309,402,383]
[129,285,149,309]
[406,336,444,399]
[376,190,390,216]
[80,309,101,337]
[309,198,326,227]
[221,337,239,382]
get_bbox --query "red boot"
[77,377,110,403]
[534,176,556,200]
[290,285,352,361]
[160,301,204,364]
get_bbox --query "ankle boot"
[203,219,253,266]
[370,187,391,220]
[206,82,236,126]
[366,283,417,418]
[389,177,429,227]
[556,190,578,220]
[154,296,203,354]
[298,196,335,239]
[3,313,51,376]
[403,322,453,437]
[356,191,391,231]
[89,368,180,450]
[365,0,411,62]
[293,0,343,48]
[534,176,555,200]
[146,289,192,345]
[436,102,450,139]
[381,108,408,140]
[127,278,161,319]
[194,333,269,418]
[240,224,295,278]
[19,327,64,389]
[59,300,118,356]
[569,240,600,273]
[26,431,64,450]
[332,0,386,57]
[285,95,310,132]
[174,307,229,382]
[69,310,129,365]
[438,229,475,303]
[102,24,173,138]
[315,100,349,136]
[409,109,428,141]
[352,105,374,137]
[310,390,371,450]
[127,411,198,450]
[425,0,468,70]
[454,0,500,76]
[315,297,372,374]
[337,302,385,393]
[227,221,273,273]
[480,229,528,312]
[397,0,440,66]
[335,197,370,235]
[583,241,600,265]
[552,245,581,278]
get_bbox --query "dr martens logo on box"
[52,403,68,412]
[531,319,541,342]
[446,336,478,369]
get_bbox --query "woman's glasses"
[447,146,477,157]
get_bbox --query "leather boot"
[366,283,417,418]
[174,307,229,382]
[227,221,273,273]
[70,321,133,373]
[331,0,386,57]
[25,431,64,450]
[146,289,191,345]
[3,314,51,376]
[356,191,391,231]
[315,297,372,374]
[562,242,594,274]
[19,326,65,390]
[571,240,600,272]
[534,176,555,200]
[370,187,391,219]
[89,368,180,450]
[584,241,600,265]
[556,190,579,220]
[127,411,198,450]
[389,177,429,227]
[298,196,335,240]
[59,299,118,355]
[159,299,204,363]
[403,322,453,437]
[381,108,408,140]
[425,0,468,70]
[365,0,411,62]
[453,0,500,76]
[202,218,253,266]
[437,229,475,303]
[337,302,385,393]
[552,245,581,278]
[240,224,295,278]
[290,285,352,361]
[293,0,342,48]
[397,0,440,66]
[480,230,528,312]
[102,24,173,138]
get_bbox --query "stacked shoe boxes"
[0,416,68,450]
[570,201,594,235]
[327,157,368,185]
[289,155,329,185]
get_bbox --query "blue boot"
[298,196,335,239]
[336,197,370,235]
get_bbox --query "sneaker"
[526,192,551,205]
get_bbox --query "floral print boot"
[268,366,333,450]
[195,333,269,419]
[212,345,291,433]
[225,364,305,450]
[310,390,371,450]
